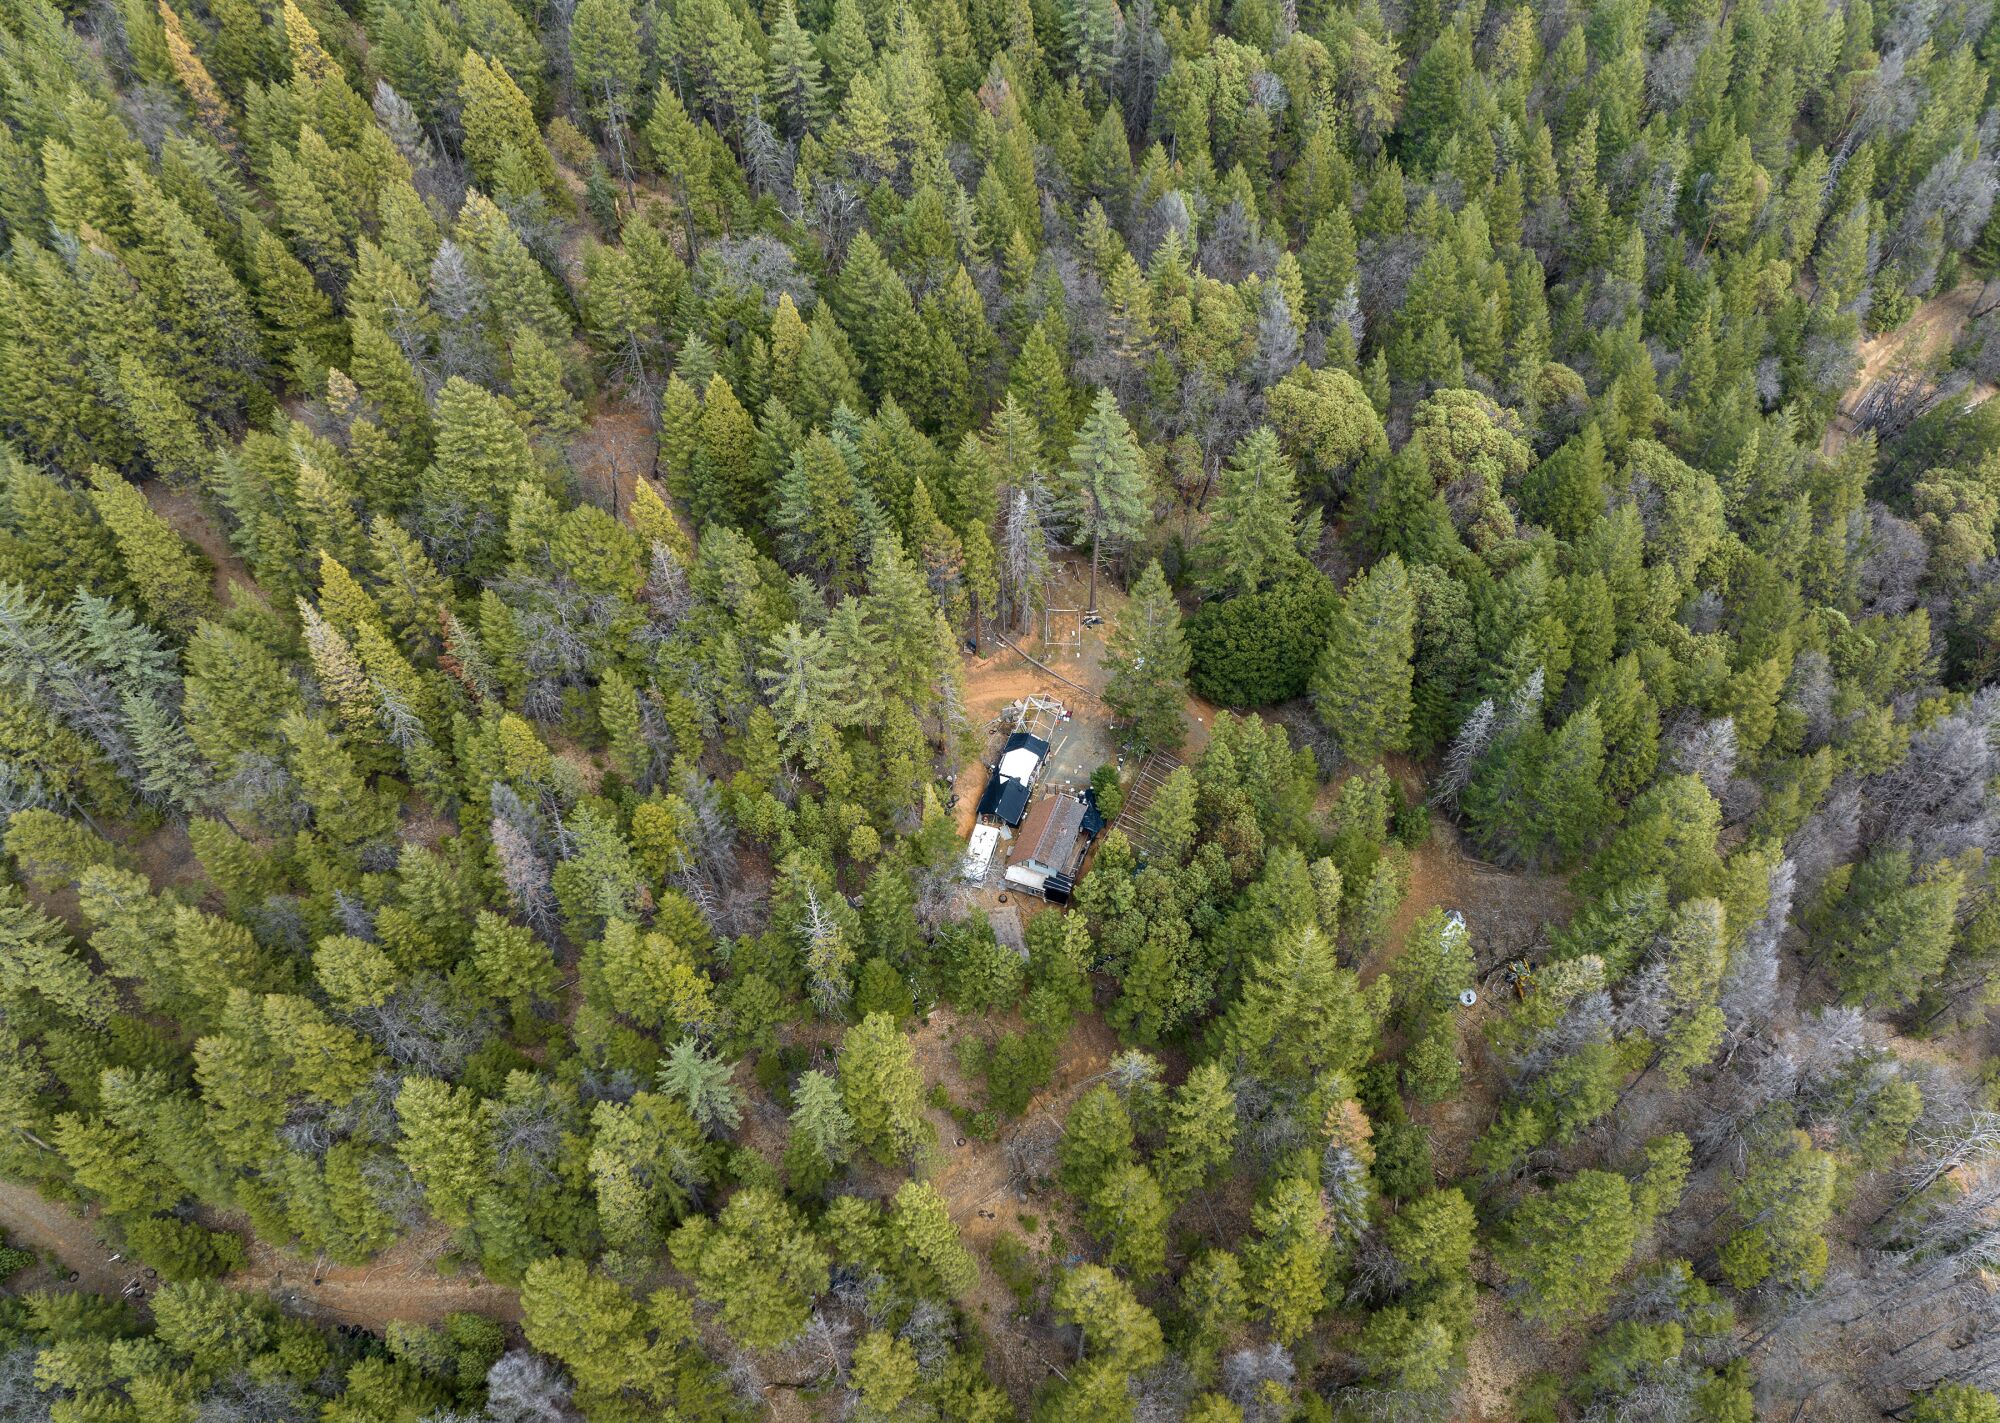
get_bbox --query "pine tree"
[1061,388,1148,612]
[670,1185,828,1349]
[766,0,826,139]
[118,355,211,487]
[832,232,926,402]
[508,325,584,442]
[657,1035,741,1134]
[457,192,569,342]
[569,0,643,131]
[643,85,721,251]
[1054,1264,1164,1372]
[1009,320,1076,456]
[1493,1170,1640,1328]
[518,1257,682,1407]
[1220,923,1379,1082]
[123,164,265,422]
[1623,897,1729,1092]
[839,1012,930,1164]
[85,468,215,637]
[1910,1386,2000,1423]
[1816,847,1967,1008]
[279,711,396,847]
[775,431,865,585]
[783,1068,854,1195]
[1090,1162,1169,1279]
[365,517,451,654]
[243,218,342,386]
[457,51,558,196]
[0,881,116,1024]
[1243,1176,1331,1343]
[1312,554,1416,763]
[1102,561,1189,754]
[0,462,128,604]
[420,377,542,574]
[1157,1061,1236,1199]
[684,373,760,530]
[884,1178,978,1297]
[184,622,302,771]
[299,598,387,766]
[396,1076,491,1228]
[852,1331,920,1418]
[1200,428,1317,596]
[261,132,352,273]
[464,909,557,1009]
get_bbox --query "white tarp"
[1004,864,1049,894]
[962,825,1001,881]
[998,745,1041,783]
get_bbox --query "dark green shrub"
[1186,570,1338,706]
[122,1216,245,1282]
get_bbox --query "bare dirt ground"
[957,556,1219,837]
[568,402,658,516]
[125,819,201,896]
[1384,814,1574,1182]
[0,1179,521,1329]
[0,1179,130,1297]
[143,482,262,611]
[1824,279,2000,452]
[230,1220,522,1328]
[1388,819,1572,979]
[910,1007,1121,1403]
[1459,1288,1549,1422]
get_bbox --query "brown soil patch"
[0,1179,124,1295]
[1368,817,1574,1180]
[123,819,201,895]
[0,1179,520,1330]
[1393,820,1572,974]
[1848,283,1986,402]
[142,482,262,611]
[1456,1288,1540,1422]
[229,1218,522,1328]
[957,555,1218,836]
[909,1006,1121,1404]
[1825,279,2000,452]
[569,404,658,516]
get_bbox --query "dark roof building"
[978,774,1031,825]
[1009,792,1086,876]
[1004,791,1089,902]
[976,731,1048,826]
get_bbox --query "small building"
[961,824,1001,883]
[1005,792,1088,901]
[976,730,1048,827]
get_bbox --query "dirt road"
[0,1179,521,1329]
[0,1180,132,1297]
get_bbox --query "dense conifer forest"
[0,0,1999,1417]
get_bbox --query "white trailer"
[961,824,1001,882]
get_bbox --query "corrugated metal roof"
[1010,793,1084,872]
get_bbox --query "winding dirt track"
[0,1179,520,1328]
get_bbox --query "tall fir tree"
[1312,553,1416,763]
[1060,388,1147,612]
[1102,560,1189,754]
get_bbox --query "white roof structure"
[998,745,1042,782]
[1004,863,1049,893]
[961,824,1001,882]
